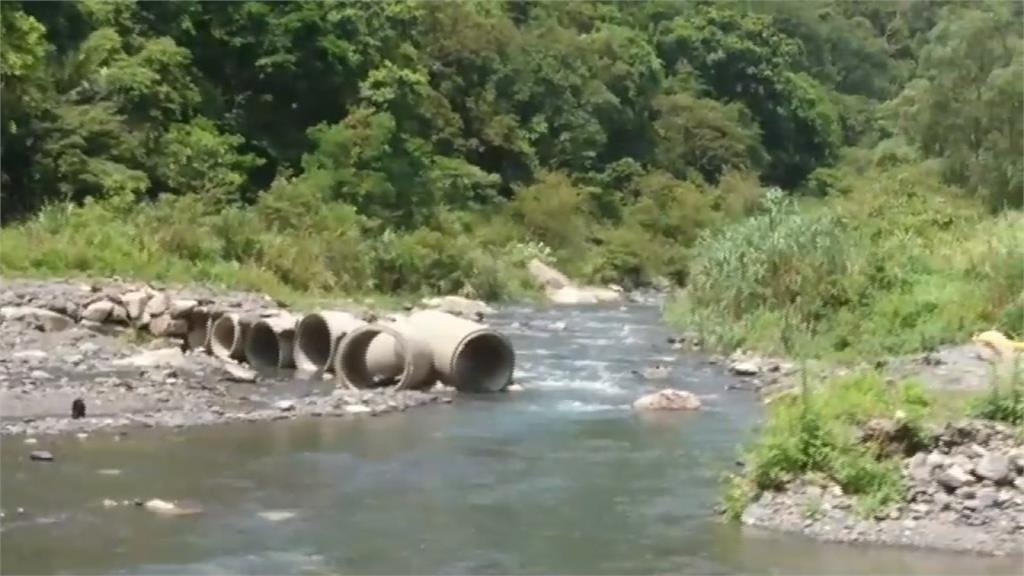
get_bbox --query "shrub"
[728,372,929,518]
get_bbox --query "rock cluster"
[741,419,1024,556]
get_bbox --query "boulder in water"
[632,389,702,411]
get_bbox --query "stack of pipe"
[293,311,366,373]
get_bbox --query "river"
[1,302,1019,574]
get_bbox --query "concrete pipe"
[335,319,435,390]
[184,308,212,352]
[245,313,300,369]
[294,311,366,373]
[210,312,257,361]
[406,310,515,392]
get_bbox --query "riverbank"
[0,278,453,437]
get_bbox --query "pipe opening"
[453,332,515,392]
[338,327,402,388]
[185,311,210,351]
[295,315,333,371]
[211,315,238,359]
[246,322,282,369]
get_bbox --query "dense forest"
[1,1,1021,355]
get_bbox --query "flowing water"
[1,303,1019,574]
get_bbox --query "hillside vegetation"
[1,1,1021,330]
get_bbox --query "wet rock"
[274,400,295,412]
[729,360,761,376]
[634,364,671,380]
[503,383,525,392]
[937,465,975,490]
[143,498,202,516]
[102,499,119,508]
[632,389,702,411]
[71,398,86,419]
[221,363,257,383]
[112,347,186,368]
[974,453,1011,484]
[344,404,372,414]
[29,450,54,462]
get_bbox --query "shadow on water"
[1,302,1020,574]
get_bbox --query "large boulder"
[81,300,116,323]
[632,389,702,411]
[528,259,572,290]
[545,285,623,305]
[974,453,1012,484]
[420,295,494,317]
[0,306,74,332]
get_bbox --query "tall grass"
[670,165,1023,360]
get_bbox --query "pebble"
[102,499,118,508]
[274,400,296,412]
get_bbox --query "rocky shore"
[741,420,1024,556]
[0,279,453,437]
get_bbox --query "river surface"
[1,303,1019,574]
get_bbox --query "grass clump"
[723,372,931,519]
[969,359,1024,427]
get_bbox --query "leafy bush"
[970,360,1024,426]
[726,372,930,518]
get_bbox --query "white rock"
[29,370,52,380]
[344,404,372,414]
[632,389,702,411]
[12,350,47,360]
[504,383,525,392]
[112,347,186,368]
[221,363,257,383]
[527,259,572,290]
[274,400,295,412]
[729,361,761,376]
[120,290,151,320]
[143,499,200,515]
[82,300,116,323]
[974,453,1011,483]
[149,314,187,337]
[144,293,170,317]
[169,299,199,318]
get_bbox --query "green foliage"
[0,0,1020,306]
[726,373,929,518]
[674,163,1021,359]
[970,361,1024,426]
